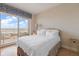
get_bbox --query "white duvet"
[17,35,60,56]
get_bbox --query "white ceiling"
[6,3,60,14]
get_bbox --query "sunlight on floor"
[1,45,17,56]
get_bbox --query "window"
[0,12,18,44]
[0,12,30,45]
[19,17,29,37]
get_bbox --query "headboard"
[44,28,61,36]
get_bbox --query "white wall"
[36,4,79,51]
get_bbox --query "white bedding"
[17,35,60,56]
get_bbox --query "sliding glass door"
[0,12,30,46]
[0,12,18,45]
[0,12,30,56]
[19,17,29,37]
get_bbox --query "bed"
[17,28,61,56]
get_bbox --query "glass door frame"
[0,12,18,46]
[0,12,31,47]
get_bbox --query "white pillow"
[37,29,46,36]
[46,30,59,37]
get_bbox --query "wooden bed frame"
[17,41,61,56]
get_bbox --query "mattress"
[17,35,60,56]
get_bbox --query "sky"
[1,13,28,29]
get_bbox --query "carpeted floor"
[57,48,79,56]
[0,45,79,56]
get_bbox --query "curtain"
[0,3,32,18]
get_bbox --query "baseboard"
[62,45,78,52]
